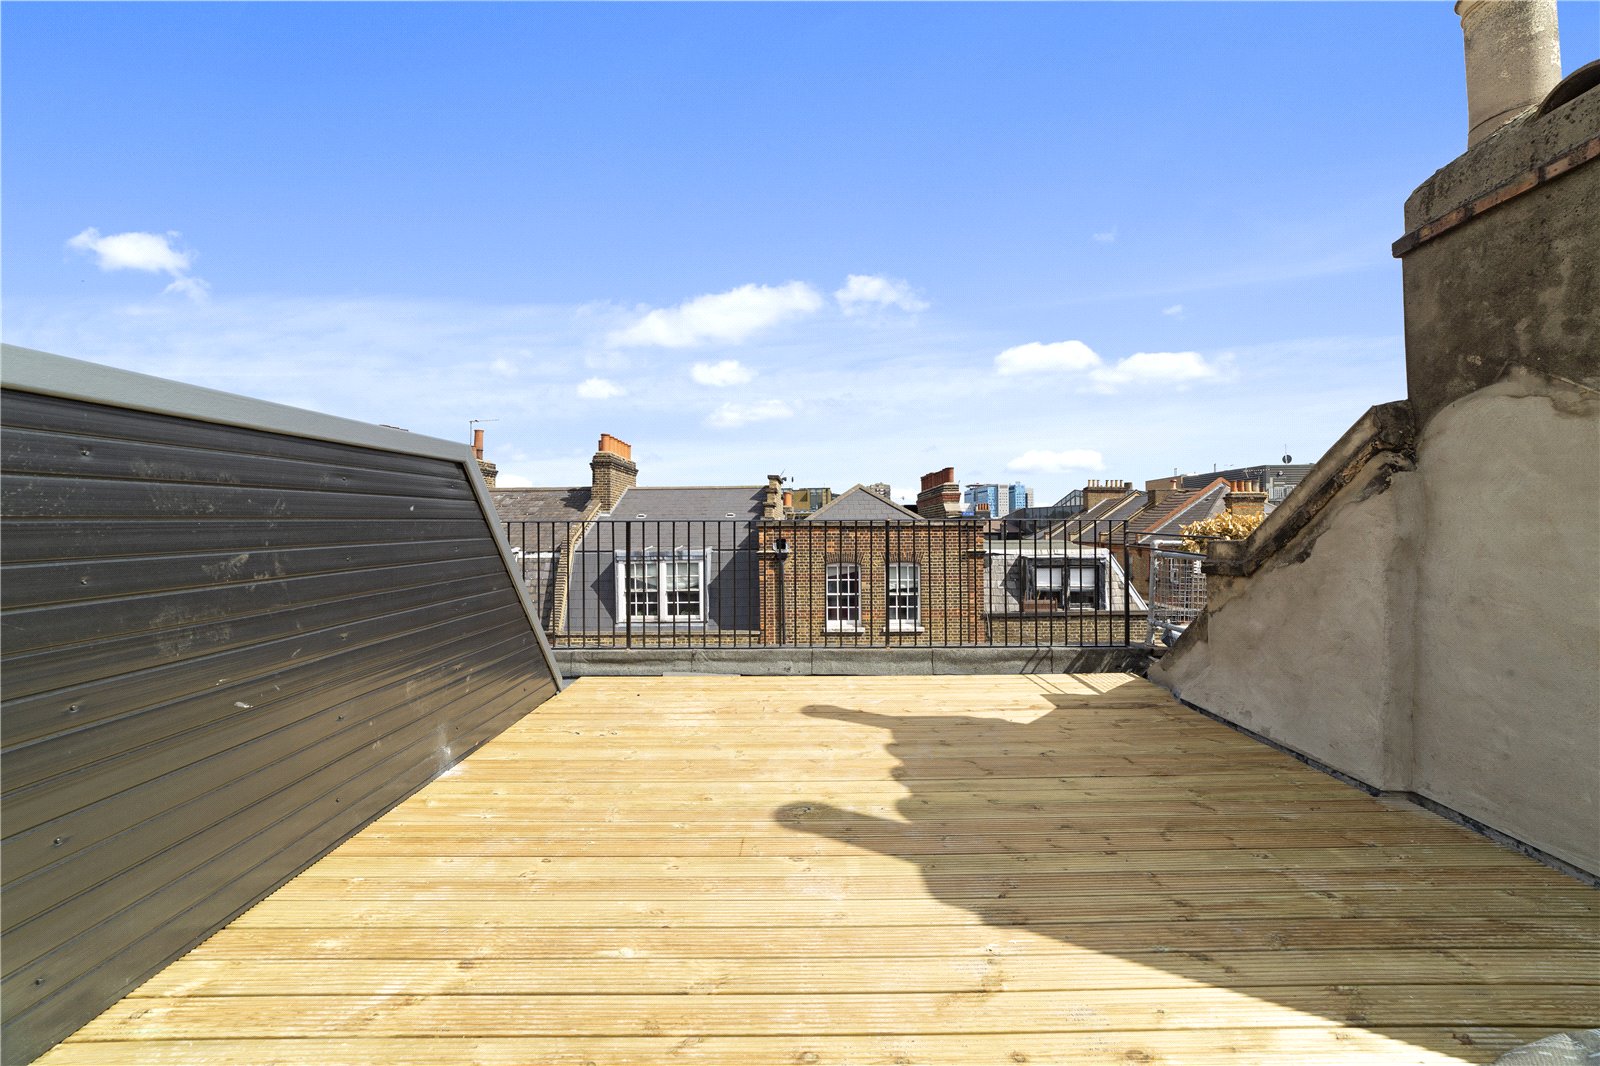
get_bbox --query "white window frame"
[614,553,707,624]
[825,562,861,632]
[1030,558,1105,610]
[886,562,922,632]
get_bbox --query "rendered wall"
[1152,448,1421,791]
[1409,372,1599,871]
[1154,374,1600,874]
[1153,79,1599,877]
[0,348,562,1062]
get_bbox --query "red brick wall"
[758,522,984,644]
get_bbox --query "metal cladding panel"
[0,356,560,1064]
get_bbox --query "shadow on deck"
[34,674,1599,1065]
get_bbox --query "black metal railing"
[503,518,1141,649]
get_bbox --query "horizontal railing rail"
[503,518,1143,649]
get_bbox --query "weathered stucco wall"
[1152,369,1600,874]
[1151,449,1420,791]
[1155,72,1599,876]
[1410,371,1599,872]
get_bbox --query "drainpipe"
[1456,0,1562,147]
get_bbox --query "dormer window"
[616,553,706,622]
[1030,560,1102,609]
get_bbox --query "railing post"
[1121,520,1132,647]
[884,521,892,648]
[624,521,633,649]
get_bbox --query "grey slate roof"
[805,484,923,522]
[608,486,765,520]
[489,486,592,523]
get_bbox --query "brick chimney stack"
[1145,476,1182,510]
[472,429,498,487]
[763,475,787,520]
[1223,479,1268,518]
[1082,478,1132,510]
[590,433,637,512]
[916,467,962,519]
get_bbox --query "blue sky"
[5,3,1596,503]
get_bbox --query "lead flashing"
[1,344,467,463]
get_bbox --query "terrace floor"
[39,674,1598,1065]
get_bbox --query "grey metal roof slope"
[608,486,765,520]
[806,484,924,522]
[1059,491,1149,538]
[1101,492,1150,524]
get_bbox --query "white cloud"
[995,340,1102,376]
[996,339,1225,393]
[495,472,534,488]
[1091,227,1118,244]
[1162,304,1185,317]
[68,227,208,301]
[690,359,755,387]
[609,281,823,348]
[1090,351,1223,391]
[834,274,929,315]
[705,399,794,429]
[490,357,518,377]
[576,377,624,400]
[1006,449,1106,474]
[162,276,211,301]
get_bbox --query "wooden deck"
[39,674,1598,1064]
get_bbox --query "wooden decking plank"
[34,673,1599,1066]
[226,891,1596,928]
[30,1028,1558,1066]
[297,845,1540,878]
[177,917,1600,958]
[134,950,1600,997]
[68,987,1599,1038]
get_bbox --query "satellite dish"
[1282,454,1292,464]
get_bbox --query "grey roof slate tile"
[806,485,923,522]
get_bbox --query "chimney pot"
[1456,0,1561,147]
[472,428,485,461]
[597,433,632,461]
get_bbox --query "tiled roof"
[489,486,592,523]
[608,486,765,520]
[806,484,924,522]
[1134,479,1231,540]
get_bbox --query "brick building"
[757,479,984,645]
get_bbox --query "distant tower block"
[1455,0,1562,147]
